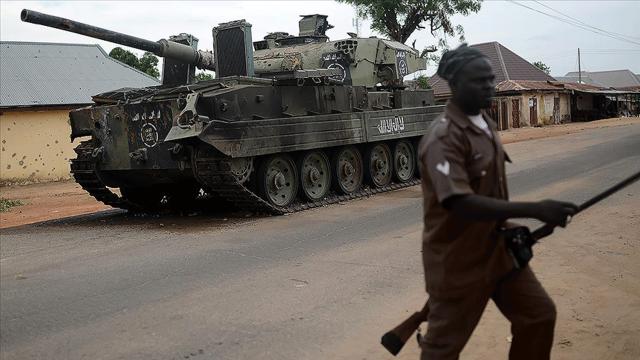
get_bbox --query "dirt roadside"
[331,180,639,360]
[1,116,638,229]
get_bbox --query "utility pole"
[578,48,582,83]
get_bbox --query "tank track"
[70,140,133,211]
[194,152,421,215]
[71,140,421,215]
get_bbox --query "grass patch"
[0,198,23,212]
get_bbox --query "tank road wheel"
[298,151,331,201]
[393,140,416,183]
[332,146,363,194]
[365,143,392,188]
[257,154,299,207]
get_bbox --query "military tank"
[21,9,443,214]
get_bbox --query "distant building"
[557,70,640,91]
[428,41,555,103]
[427,43,639,129]
[491,80,639,127]
[491,80,572,128]
[0,41,159,183]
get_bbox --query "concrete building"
[490,80,572,129]
[0,41,159,183]
[489,80,639,127]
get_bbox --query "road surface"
[1,123,639,360]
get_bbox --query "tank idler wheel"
[393,140,416,183]
[257,154,299,207]
[230,157,254,184]
[298,151,331,201]
[365,143,392,188]
[332,146,363,194]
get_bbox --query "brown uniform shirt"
[418,101,513,298]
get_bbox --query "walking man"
[418,44,578,359]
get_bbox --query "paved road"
[1,124,639,360]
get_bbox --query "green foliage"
[109,47,139,68]
[0,198,23,212]
[109,47,160,79]
[139,52,160,79]
[337,0,482,44]
[533,61,551,75]
[195,72,214,82]
[416,74,431,89]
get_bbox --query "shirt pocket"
[468,153,493,181]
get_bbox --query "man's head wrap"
[437,44,488,83]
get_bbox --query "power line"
[532,1,640,42]
[507,1,640,46]
[514,1,640,45]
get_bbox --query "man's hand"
[533,200,579,227]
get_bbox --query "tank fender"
[69,106,94,141]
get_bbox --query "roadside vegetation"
[0,198,23,212]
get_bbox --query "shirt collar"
[445,100,499,135]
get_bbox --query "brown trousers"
[420,267,556,360]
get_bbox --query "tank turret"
[21,9,215,85]
[251,14,426,88]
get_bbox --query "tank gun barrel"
[21,9,214,71]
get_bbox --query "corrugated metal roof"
[0,41,160,108]
[563,70,640,88]
[495,80,638,95]
[428,41,557,97]
[496,80,565,92]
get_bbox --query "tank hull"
[69,81,442,213]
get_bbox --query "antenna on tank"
[352,17,361,37]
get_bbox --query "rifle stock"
[381,300,429,356]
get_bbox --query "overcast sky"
[2,0,638,77]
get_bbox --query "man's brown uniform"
[418,101,557,359]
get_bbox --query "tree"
[139,52,160,79]
[337,0,482,44]
[109,47,160,79]
[415,74,431,89]
[109,47,139,69]
[195,72,214,82]
[533,61,551,75]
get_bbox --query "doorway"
[529,97,538,126]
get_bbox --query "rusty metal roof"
[496,80,563,92]
[495,79,639,95]
[0,41,160,108]
[429,41,556,98]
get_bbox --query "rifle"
[381,170,640,356]
[381,300,429,356]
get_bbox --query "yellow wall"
[0,109,81,183]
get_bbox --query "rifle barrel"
[577,170,640,213]
[532,169,640,240]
